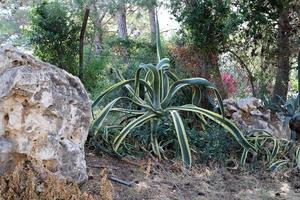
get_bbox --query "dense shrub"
[26,1,80,75]
[190,124,240,164]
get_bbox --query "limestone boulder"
[224,97,290,139]
[0,47,92,183]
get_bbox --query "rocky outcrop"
[0,47,92,183]
[224,97,290,139]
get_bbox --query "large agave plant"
[91,57,254,169]
[92,11,254,169]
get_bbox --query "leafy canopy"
[170,0,241,52]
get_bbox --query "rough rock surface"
[224,97,290,139]
[0,46,92,183]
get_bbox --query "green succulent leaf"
[295,146,300,169]
[169,110,192,169]
[156,58,170,70]
[268,160,289,171]
[113,112,157,151]
[162,78,224,115]
[240,148,249,166]
[168,104,254,151]
[92,97,123,134]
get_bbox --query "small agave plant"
[91,13,254,169]
[240,129,300,171]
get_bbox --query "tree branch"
[228,49,257,97]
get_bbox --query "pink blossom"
[221,72,237,94]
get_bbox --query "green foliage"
[170,0,241,52]
[82,54,111,100]
[189,124,239,164]
[107,37,156,65]
[26,1,80,75]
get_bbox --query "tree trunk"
[149,6,156,46]
[94,19,103,56]
[79,8,90,80]
[116,3,128,61]
[203,51,228,99]
[92,0,106,56]
[272,9,291,104]
[117,4,128,39]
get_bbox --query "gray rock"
[224,97,290,139]
[0,47,92,183]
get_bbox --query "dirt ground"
[81,151,300,200]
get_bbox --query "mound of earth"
[0,157,96,200]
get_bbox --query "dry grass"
[0,157,95,200]
[2,152,300,199]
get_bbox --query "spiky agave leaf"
[150,120,161,159]
[92,96,151,135]
[168,104,254,150]
[114,69,136,96]
[163,78,213,105]
[169,110,192,169]
[156,58,170,70]
[162,72,170,101]
[92,79,155,110]
[268,160,289,171]
[113,112,157,151]
[161,78,224,116]
[134,64,161,109]
[240,149,250,166]
[295,146,300,169]
[93,79,139,108]
[92,97,124,134]
[110,108,145,115]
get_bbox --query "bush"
[82,53,111,100]
[190,124,240,164]
[26,0,80,75]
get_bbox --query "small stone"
[250,110,264,116]
[226,105,238,112]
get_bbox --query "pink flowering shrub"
[221,72,238,94]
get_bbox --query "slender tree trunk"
[92,0,106,56]
[94,22,103,55]
[116,3,128,61]
[117,4,128,39]
[149,6,156,46]
[79,8,90,80]
[272,9,291,104]
[203,51,228,99]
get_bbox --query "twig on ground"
[108,176,134,187]
[89,164,118,170]
[121,158,142,167]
